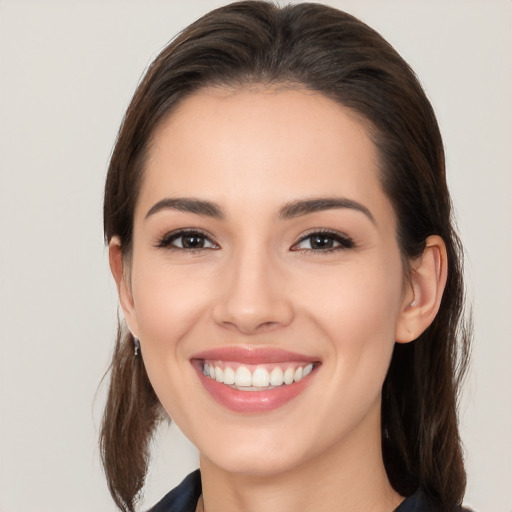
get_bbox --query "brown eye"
[180,234,207,248]
[292,231,354,252]
[309,235,335,249]
[157,230,218,250]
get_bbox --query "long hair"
[101,2,471,511]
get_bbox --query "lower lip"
[193,363,317,413]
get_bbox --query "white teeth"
[283,367,295,385]
[252,367,270,387]
[214,366,224,383]
[303,363,313,377]
[223,366,235,385]
[203,362,315,389]
[234,366,252,387]
[269,367,284,386]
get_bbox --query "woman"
[100,2,471,511]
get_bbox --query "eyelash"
[155,229,219,251]
[290,229,355,253]
[156,228,355,254]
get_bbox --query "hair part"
[101,2,471,511]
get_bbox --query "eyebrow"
[145,196,375,224]
[145,198,223,219]
[279,197,375,223]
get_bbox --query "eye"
[156,230,219,250]
[291,230,354,252]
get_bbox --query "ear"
[109,236,139,338]
[395,235,448,343]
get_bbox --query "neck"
[198,406,403,512]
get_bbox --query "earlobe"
[108,237,139,337]
[395,235,448,343]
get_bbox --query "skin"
[110,87,447,512]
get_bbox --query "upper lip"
[191,346,319,364]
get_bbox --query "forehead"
[138,87,391,223]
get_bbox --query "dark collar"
[148,470,201,512]
[148,470,448,512]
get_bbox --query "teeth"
[283,367,295,385]
[252,367,270,387]
[235,366,252,387]
[203,362,315,389]
[269,367,284,386]
[303,363,313,377]
[223,366,235,385]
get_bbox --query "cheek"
[129,260,216,420]
[302,257,403,344]
[298,263,403,434]
[131,259,213,344]
[303,257,404,403]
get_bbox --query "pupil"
[311,235,333,249]
[183,235,204,248]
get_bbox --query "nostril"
[256,321,282,332]
[218,319,281,335]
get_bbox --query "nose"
[212,247,294,334]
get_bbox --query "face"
[117,88,413,476]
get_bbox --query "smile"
[202,361,314,390]
[192,347,319,413]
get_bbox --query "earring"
[133,337,141,357]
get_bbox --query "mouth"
[201,360,315,390]
[191,347,319,413]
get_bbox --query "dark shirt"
[147,470,458,512]
[149,471,201,512]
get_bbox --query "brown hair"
[101,2,471,511]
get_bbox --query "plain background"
[0,1,510,511]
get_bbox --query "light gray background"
[1,1,510,511]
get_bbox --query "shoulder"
[395,489,474,512]
[147,470,202,512]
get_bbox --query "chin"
[203,447,306,477]
[193,421,318,477]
